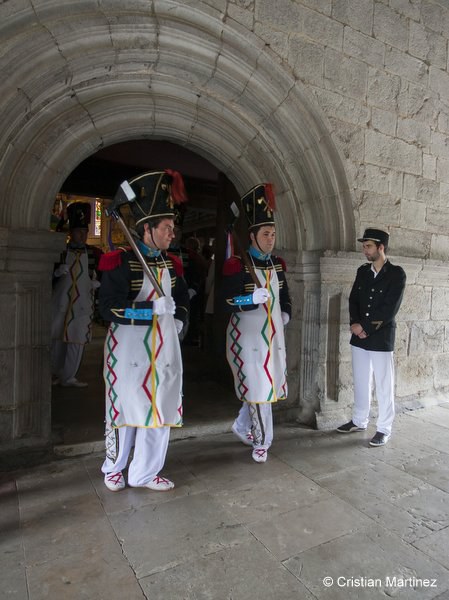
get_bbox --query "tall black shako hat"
[357,228,389,247]
[127,170,187,226]
[67,202,91,230]
[240,183,276,230]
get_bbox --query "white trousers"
[51,340,84,383]
[101,426,170,487]
[351,345,395,436]
[233,402,273,449]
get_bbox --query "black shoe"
[369,431,389,446]
[336,420,367,433]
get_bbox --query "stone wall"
[254,0,449,426]
[250,0,449,260]
[1,0,449,449]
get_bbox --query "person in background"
[98,170,189,492]
[203,242,216,353]
[336,228,406,447]
[182,236,208,346]
[51,202,103,387]
[221,183,291,463]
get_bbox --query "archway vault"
[0,0,354,251]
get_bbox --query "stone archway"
[0,0,354,451]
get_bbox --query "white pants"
[351,345,395,436]
[233,402,273,449]
[101,426,170,487]
[51,340,84,383]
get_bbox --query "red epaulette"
[277,256,287,272]
[223,256,243,276]
[167,253,184,277]
[98,249,125,271]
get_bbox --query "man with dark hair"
[221,183,292,463]
[51,202,103,387]
[337,228,406,446]
[99,170,189,492]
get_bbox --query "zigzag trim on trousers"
[105,424,120,463]
[249,403,265,446]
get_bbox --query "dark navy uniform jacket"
[220,253,292,317]
[98,248,189,326]
[349,260,406,352]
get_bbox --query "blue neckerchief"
[137,240,161,258]
[249,245,271,261]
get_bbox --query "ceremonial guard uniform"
[99,170,189,491]
[221,184,292,463]
[349,260,405,353]
[337,228,406,446]
[51,202,103,387]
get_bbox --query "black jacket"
[349,260,406,352]
[220,253,292,317]
[98,249,189,326]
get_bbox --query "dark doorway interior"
[51,140,241,448]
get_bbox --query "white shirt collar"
[371,259,387,277]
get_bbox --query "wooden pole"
[110,211,165,297]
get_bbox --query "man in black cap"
[51,202,103,387]
[221,183,292,463]
[337,228,406,446]
[98,170,189,492]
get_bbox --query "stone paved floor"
[2,403,449,600]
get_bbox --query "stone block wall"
[247,0,449,259]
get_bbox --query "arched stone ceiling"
[0,0,354,251]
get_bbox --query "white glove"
[54,264,70,277]
[252,288,270,304]
[91,280,101,290]
[188,288,197,300]
[174,319,183,334]
[153,296,176,315]
[281,312,290,326]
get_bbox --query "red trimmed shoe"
[231,425,254,446]
[252,448,268,463]
[144,475,175,491]
[104,472,125,492]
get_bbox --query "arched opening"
[1,3,354,251]
[51,139,247,447]
[0,1,356,451]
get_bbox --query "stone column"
[316,252,358,428]
[0,228,64,452]
[277,250,321,426]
